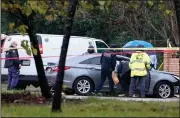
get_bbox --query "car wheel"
[73,77,94,96]
[154,81,174,98]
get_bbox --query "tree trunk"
[27,29,52,99]
[173,0,180,46]
[21,13,52,99]
[51,0,78,112]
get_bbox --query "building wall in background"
[164,52,180,76]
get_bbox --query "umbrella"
[122,40,154,57]
[122,40,153,48]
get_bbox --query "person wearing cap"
[93,44,117,96]
[4,41,21,90]
[83,42,95,55]
[128,45,151,98]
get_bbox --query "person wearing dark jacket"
[4,41,21,90]
[93,44,117,96]
[83,45,95,55]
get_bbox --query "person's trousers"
[129,76,146,97]
[96,68,114,93]
[7,66,19,89]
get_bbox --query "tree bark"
[173,0,180,46]
[20,12,52,99]
[27,28,52,99]
[51,0,78,112]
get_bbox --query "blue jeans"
[129,76,146,97]
[7,66,19,89]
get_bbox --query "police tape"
[1,47,180,51]
[0,50,179,60]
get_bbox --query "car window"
[80,57,101,65]
[90,57,101,65]
[116,56,130,62]
[47,62,57,66]
[96,41,108,53]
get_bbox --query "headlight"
[174,75,180,80]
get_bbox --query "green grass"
[2,98,179,117]
[1,83,41,92]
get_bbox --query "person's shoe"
[118,94,126,97]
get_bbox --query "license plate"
[21,60,30,66]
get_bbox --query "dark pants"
[7,66,19,89]
[96,68,114,93]
[129,76,146,97]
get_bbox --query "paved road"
[2,84,179,102]
[64,95,179,102]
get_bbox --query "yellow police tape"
[158,62,164,71]
[1,47,180,51]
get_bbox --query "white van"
[1,34,109,89]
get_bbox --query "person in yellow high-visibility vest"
[129,45,151,98]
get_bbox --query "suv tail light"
[38,44,43,54]
[37,35,43,54]
[54,66,71,72]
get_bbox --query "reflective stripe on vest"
[131,68,146,71]
[130,59,145,64]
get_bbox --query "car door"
[84,56,111,91]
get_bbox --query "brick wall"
[163,52,180,76]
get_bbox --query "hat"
[88,41,92,45]
[11,41,18,47]
[137,45,144,51]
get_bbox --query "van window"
[96,41,108,53]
